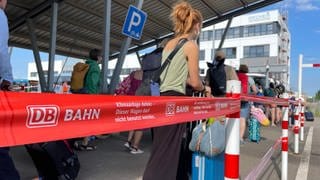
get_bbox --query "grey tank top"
[159,47,188,94]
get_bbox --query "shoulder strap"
[159,38,188,74]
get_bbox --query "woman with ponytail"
[143,2,209,180]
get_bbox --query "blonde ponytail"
[170,1,203,36]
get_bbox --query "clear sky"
[9,0,320,96]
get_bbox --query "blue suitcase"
[192,152,224,180]
[249,116,261,143]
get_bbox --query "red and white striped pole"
[281,93,289,180]
[302,63,320,68]
[299,101,305,141]
[293,102,300,154]
[225,80,241,180]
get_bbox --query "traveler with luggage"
[237,64,257,144]
[143,2,209,180]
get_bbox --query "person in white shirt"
[0,0,13,90]
[0,0,20,179]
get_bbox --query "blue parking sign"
[122,5,147,40]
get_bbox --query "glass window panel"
[215,29,223,40]
[267,23,273,34]
[255,24,261,36]
[243,26,248,37]
[199,50,205,61]
[234,27,240,38]
[226,28,234,39]
[274,22,280,34]
[243,45,270,58]
[261,24,267,35]
[244,47,249,58]
[248,26,255,36]
[256,46,264,57]
[216,47,236,59]
[264,45,270,56]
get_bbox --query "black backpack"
[135,47,163,96]
[207,60,226,96]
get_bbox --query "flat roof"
[7,0,282,60]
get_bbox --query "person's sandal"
[74,141,97,151]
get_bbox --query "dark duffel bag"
[26,140,80,180]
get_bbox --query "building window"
[261,24,267,35]
[213,22,280,40]
[199,30,213,41]
[199,50,205,61]
[243,22,278,37]
[211,49,215,60]
[233,27,241,38]
[30,72,38,77]
[213,48,237,59]
[224,48,237,59]
[215,29,223,40]
[214,27,242,40]
[248,25,255,36]
[226,27,241,39]
[243,45,270,58]
[200,69,205,75]
[267,23,273,34]
[254,24,261,36]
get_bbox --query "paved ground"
[10,118,320,180]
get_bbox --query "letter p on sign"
[122,5,147,40]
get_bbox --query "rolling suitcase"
[191,152,224,180]
[26,140,80,180]
[249,116,261,143]
[190,91,224,180]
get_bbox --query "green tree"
[315,90,320,101]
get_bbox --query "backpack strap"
[159,38,188,76]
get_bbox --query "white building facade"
[199,9,290,88]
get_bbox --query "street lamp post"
[265,64,270,88]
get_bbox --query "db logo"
[26,105,60,128]
[165,102,176,116]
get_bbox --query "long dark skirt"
[143,91,187,180]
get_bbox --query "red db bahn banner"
[241,94,289,107]
[0,91,240,147]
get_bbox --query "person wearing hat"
[205,50,238,97]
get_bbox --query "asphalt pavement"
[11,117,320,180]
